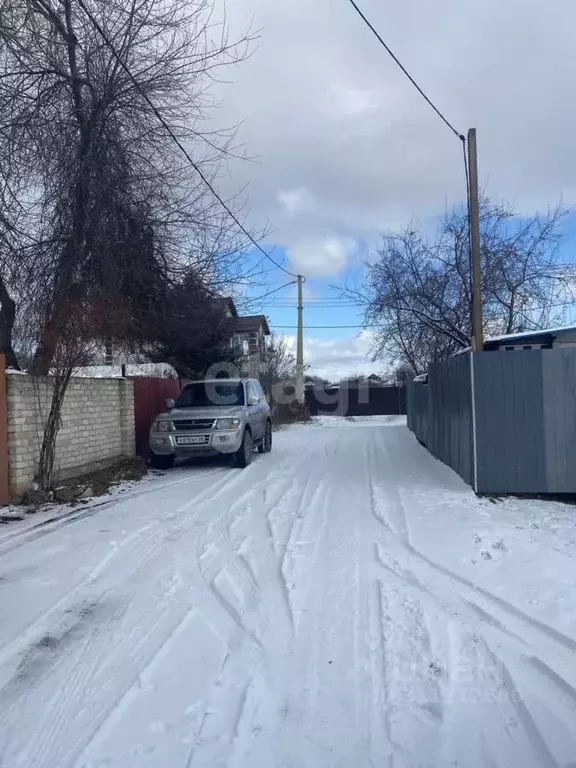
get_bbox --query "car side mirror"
[248,395,259,406]
[165,398,175,410]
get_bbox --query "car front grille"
[174,419,215,431]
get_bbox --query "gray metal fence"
[306,384,406,417]
[407,348,576,494]
[407,353,473,486]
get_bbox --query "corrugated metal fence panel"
[474,351,546,494]
[132,377,183,459]
[305,385,406,417]
[428,354,473,485]
[408,348,576,494]
[407,379,431,447]
[406,355,472,485]
[542,348,576,493]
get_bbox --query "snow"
[485,324,576,344]
[1,420,576,767]
[72,363,178,379]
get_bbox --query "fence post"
[470,352,479,493]
[0,354,10,505]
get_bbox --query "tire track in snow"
[367,576,394,767]
[237,431,378,768]
[368,430,410,545]
[0,467,225,558]
[374,543,556,767]
[403,540,576,654]
[373,541,575,765]
[0,463,280,767]
[374,545,447,764]
[367,441,576,676]
[73,605,206,768]
[0,465,244,678]
[1,598,130,768]
[486,650,560,768]
[181,456,319,768]
[195,467,299,644]
[364,426,573,766]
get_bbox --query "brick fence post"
[0,355,9,505]
[118,378,135,457]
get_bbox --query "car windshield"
[175,381,245,408]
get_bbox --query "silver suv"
[149,378,272,470]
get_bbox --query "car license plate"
[175,435,207,446]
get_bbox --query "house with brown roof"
[213,297,271,378]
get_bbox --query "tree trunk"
[30,0,92,375]
[0,276,19,370]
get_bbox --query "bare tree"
[0,0,257,491]
[0,0,255,373]
[34,299,101,490]
[261,334,296,402]
[345,197,572,372]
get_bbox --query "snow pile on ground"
[311,414,407,428]
[0,420,575,767]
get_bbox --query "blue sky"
[239,210,576,380]
[241,246,375,381]
[210,0,576,378]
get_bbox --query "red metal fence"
[132,377,184,459]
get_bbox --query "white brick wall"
[7,374,135,496]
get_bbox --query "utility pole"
[296,274,304,403]
[467,128,484,352]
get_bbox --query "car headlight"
[154,419,174,433]
[214,418,241,431]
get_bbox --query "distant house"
[484,326,576,352]
[87,295,271,381]
[213,296,239,321]
[214,297,271,378]
[233,314,271,377]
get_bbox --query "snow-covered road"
[1,417,576,768]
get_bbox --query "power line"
[248,281,298,302]
[271,299,576,330]
[263,305,361,309]
[344,0,472,334]
[345,0,464,140]
[74,0,302,281]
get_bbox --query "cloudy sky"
[211,0,576,379]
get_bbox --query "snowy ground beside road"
[1,416,576,768]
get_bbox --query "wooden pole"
[296,274,304,403]
[467,128,484,352]
[0,355,10,505]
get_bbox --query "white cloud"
[287,236,356,277]
[212,0,576,257]
[277,187,315,216]
[285,331,381,380]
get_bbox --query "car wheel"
[258,421,273,453]
[150,452,175,470]
[235,430,253,468]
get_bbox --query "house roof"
[453,324,576,355]
[234,315,271,335]
[213,296,238,318]
[483,325,576,350]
